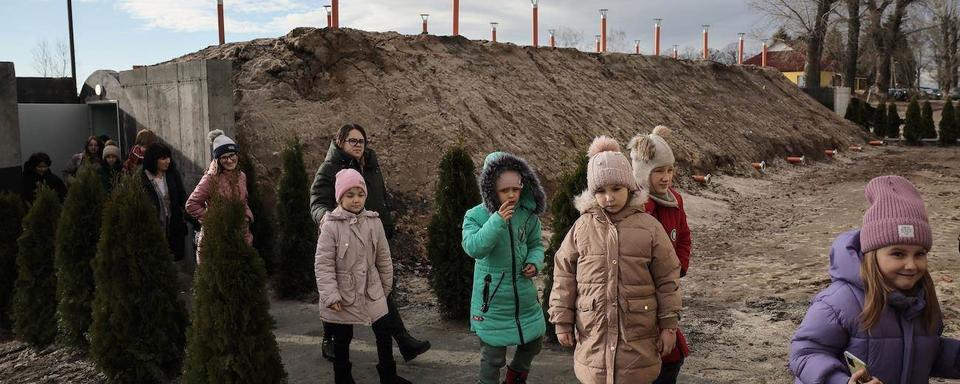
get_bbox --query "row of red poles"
[215,0,770,67]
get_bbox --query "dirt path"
[2,146,958,383]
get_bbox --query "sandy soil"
[2,145,958,384]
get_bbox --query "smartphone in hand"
[844,351,871,383]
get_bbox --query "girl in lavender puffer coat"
[789,176,960,384]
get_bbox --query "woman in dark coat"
[309,123,430,362]
[140,143,188,261]
[22,152,67,203]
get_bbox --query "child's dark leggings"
[652,356,684,384]
[328,316,395,367]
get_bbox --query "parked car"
[888,88,909,101]
[951,89,960,100]
[919,87,943,99]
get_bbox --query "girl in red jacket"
[629,126,691,384]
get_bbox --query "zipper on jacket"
[481,272,506,313]
[508,221,525,345]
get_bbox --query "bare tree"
[31,39,69,78]
[866,0,921,98]
[923,0,959,96]
[714,42,741,65]
[843,0,864,91]
[749,0,841,88]
[555,26,584,50]
[606,29,629,53]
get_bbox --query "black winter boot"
[322,334,335,362]
[377,363,413,384]
[333,361,355,384]
[396,331,431,362]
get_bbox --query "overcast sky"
[1,0,772,89]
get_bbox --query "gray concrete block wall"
[107,60,234,189]
[0,62,22,193]
[1,62,21,168]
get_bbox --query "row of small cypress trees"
[845,97,960,145]
[0,140,298,382]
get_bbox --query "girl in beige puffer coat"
[314,168,411,384]
[549,136,682,384]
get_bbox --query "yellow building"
[744,41,845,88]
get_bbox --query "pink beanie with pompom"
[335,169,367,203]
[586,136,638,192]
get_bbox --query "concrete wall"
[0,62,21,193]
[82,60,235,189]
[18,104,91,180]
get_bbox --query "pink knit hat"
[335,169,367,202]
[860,175,932,253]
[586,136,638,193]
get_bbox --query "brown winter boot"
[504,366,528,384]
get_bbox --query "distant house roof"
[744,43,840,73]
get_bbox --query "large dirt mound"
[172,27,868,201]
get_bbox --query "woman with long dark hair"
[140,143,188,261]
[310,123,430,363]
[22,152,66,203]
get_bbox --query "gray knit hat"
[208,129,238,159]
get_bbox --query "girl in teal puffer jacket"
[462,152,546,384]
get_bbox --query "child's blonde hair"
[859,250,941,332]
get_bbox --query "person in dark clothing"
[310,123,430,363]
[99,140,124,193]
[22,152,66,203]
[140,143,188,261]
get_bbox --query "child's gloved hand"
[522,264,537,278]
[658,328,677,356]
[849,369,882,384]
[557,332,575,348]
[328,302,342,312]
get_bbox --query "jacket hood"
[829,229,866,290]
[325,140,379,167]
[479,152,546,215]
[574,189,649,216]
[324,206,380,222]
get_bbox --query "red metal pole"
[600,10,608,53]
[654,19,661,56]
[423,20,428,34]
[332,0,339,28]
[453,0,459,35]
[532,4,538,47]
[550,33,555,48]
[635,41,640,54]
[217,0,225,45]
[762,42,768,67]
[702,26,709,60]
[738,33,745,64]
[491,24,497,42]
[595,36,601,53]
[327,12,332,28]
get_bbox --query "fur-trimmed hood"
[574,189,649,216]
[478,152,546,215]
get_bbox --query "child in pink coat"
[315,169,412,384]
